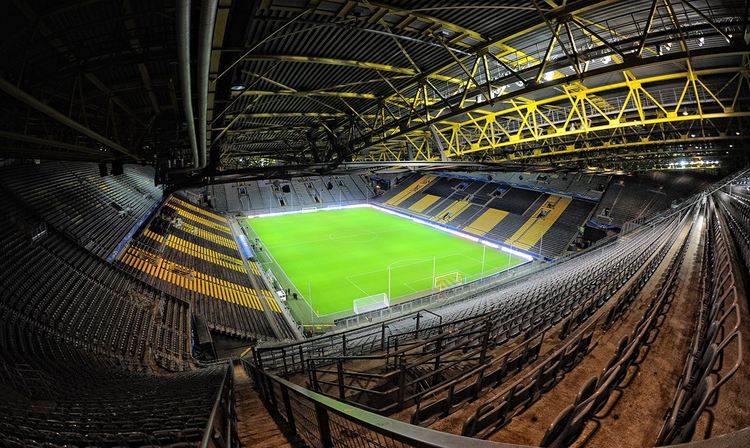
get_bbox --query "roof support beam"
[238,54,464,84]
[232,89,378,100]
[637,0,660,57]
[0,130,102,155]
[225,112,377,119]
[137,63,160,115]
[82,73,146,127]
[11,0,146,129]
[0,77,139,159]
[123,0,160,116]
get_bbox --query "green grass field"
[243,207,527,323]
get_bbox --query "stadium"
[1,1,749,447]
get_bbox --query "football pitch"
[243,206,527,323]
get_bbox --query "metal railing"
[242,358,522,448]
[200,362,240,448]
[243,356,750,448]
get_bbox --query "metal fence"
[200,363,240,448]
[242,358,523,448]
[243,357,750,448]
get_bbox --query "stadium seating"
[0,161,162,258]
[466,171,610,200]
[116,195,297,341]
[594,171,714,227]
[0,192,192,371]
[207,174,371,213]
[653,196,744,445]
[375,174,596,258]
[0,323,234,447]
[714,182,750,273]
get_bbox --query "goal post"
[353,293,390,314]
[434,271,465,290]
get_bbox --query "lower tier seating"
[116,195,297,342]
[0,191,192,371]
[0,322,231,447]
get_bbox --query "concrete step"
[234,364,293,448]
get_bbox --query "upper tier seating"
[0,161,162,259]
[595,171,714,227]
[207,174,371,213]
[464,171,610,200]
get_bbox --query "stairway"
[234,364,293,448]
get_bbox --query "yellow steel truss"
[358,61,750,162]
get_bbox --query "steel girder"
[358,56,750,163]
[217,0,749,172]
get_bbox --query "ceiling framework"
[210,0,750,176]
[0,1,182,163]
[363,58,750,163]
[0,0,747,179]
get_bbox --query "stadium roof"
[0,0,748,184]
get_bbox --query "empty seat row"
[0,161,162,258]
[0,193,192,371]
[655,196,745,445]
[0,323,228,448]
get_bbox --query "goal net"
[353,293,390,314]
[434,271,465,290]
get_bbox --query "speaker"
[281,184,291,193]
[111,161,123,176]
[98,163,108,177]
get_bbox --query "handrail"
[243,356,750,448]
[242,358,528,448]
[200,361,239,448]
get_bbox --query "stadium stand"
[383,174,436,207]
[714,179,750,275]
[0,161,162,259]
[0,190,192,372]
[0,322,237,447]
[594,171,715,228]
[375,174,595,258]
[116,195,297,342]
[206,174,372,213]
[462,171,611,201]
